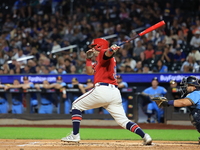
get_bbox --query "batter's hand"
[152,97,168,108]
[110,44,120,52]
[86,49,94,59]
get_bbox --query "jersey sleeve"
[186,91,200,105]
[122,82,128,88]
[143,88,150,94]
[29,83,35,88]
[60,82,66,87]
[67,84,73,88]
[162,87,167,95]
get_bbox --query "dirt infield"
[0,123,199,150]
[0,139,199,150]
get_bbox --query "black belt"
[99,83,118,88]
[41,103,51,106]
[0,102,5,105]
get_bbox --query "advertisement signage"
[1,73,200,84]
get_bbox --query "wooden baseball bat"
[118,20,166,46]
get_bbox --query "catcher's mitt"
[152,97,168,108]
[86,50,94,59]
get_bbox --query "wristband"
[63,90,66,94]
[168,100,174,106]
[86,59,92,66]
[108,50,114,54]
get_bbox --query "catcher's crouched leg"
[189,109,200,133]
[189,109,200,143]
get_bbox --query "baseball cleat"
[143,133,152,145]
[61,131,80,142]
[198,137,200,144]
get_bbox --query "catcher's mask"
[180,76,200,97]
[89,38,109,51]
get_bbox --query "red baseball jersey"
[92,49,118,85]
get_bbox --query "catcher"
[152,75,200,143]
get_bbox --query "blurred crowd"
[0,0,200,75]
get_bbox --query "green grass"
[0,127,199,141]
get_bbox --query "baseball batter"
[61,38,152,145]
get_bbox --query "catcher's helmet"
[180,76,200,97]
[89,38,109,51]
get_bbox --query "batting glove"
[110,44,120,52]
[86,50,94,59]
